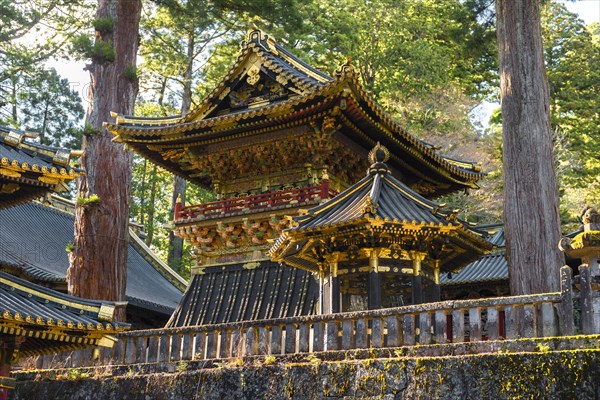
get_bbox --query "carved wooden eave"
[105,29,483,198]
[0,126,83,209]
[0,271,129,358]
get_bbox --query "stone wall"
[10,338,600,399]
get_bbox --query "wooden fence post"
[451,309,464,343]
[487,307,499,340]
[355,319,368,348]
[559,266,575,335]
[325,320,338,351]
[284,324,296,354]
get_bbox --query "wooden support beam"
[432,260,441,302]
[329,254,341,313]
[318,270,332,315]
[368,250,382,310]
[410,251,426,305]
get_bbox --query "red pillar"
[320,175,330,200]
[174,193,183,220]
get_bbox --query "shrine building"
[106,29,504,327]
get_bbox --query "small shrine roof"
[440,253,507,285]
[0,271,129,357]
[0,126,82,208]
[270,145,493,273]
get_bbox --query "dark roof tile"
[0,202,183,315]
[166,260,318,327]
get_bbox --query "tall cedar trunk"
[67,0,142,321]
[139,158,147,225]
[496,0,562,294]
[167,33,193,269]
[145,164,158,246]
[167,176,185,269]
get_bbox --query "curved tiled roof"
[0,201,184,315]
[0,126,82,209]
[441,253,508,285]
[0,271,129,357]
[105,30,483,197]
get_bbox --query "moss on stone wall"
[11,347,600,399]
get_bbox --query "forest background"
[1,0,599,279]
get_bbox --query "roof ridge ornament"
[362,194,378,216]
[334,56,356,79]
[368,142,390,164]
[245,27,278,55]
[367,142,391,175]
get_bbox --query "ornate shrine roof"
[270,144,493,273]
[0,126,82,209]
[0,271,128,357]
[106,30,483,197]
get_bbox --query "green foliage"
[18,68,84,148]
[539,4,600,224]
[65,242,75,253]
[77,194,101,206]
[0,0,93,124]
[71,34,116,64]
[123,64,138,82]
[82,123,102,137]
[92,17,115,35]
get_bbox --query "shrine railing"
[28,266,590,370]
[175,183,338,222]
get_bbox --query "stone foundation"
[11,337,600,399]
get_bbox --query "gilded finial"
[334,56,356,78]
[362,195,379,216]
[368,142,390,164]
[176,193,182,204]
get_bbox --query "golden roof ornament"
[334,56,356,79]
[368,142,390,164]
[362,195,378,216]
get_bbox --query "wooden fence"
[28,265,597,370]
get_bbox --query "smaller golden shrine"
[270,144,494,312]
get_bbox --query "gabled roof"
[166,260,317,327]
[105,30,483,197]
[0,271,128,357]
[440,253,508,286]
[0,126,82,209]
[270,145,493,273]
[0,201,185,315]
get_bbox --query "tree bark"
[67,0,142,321]
[167,33,193,270]
[496,0,562,295]
[167,176,185,269]
[145,164,158,246]
[139,159,147,225]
